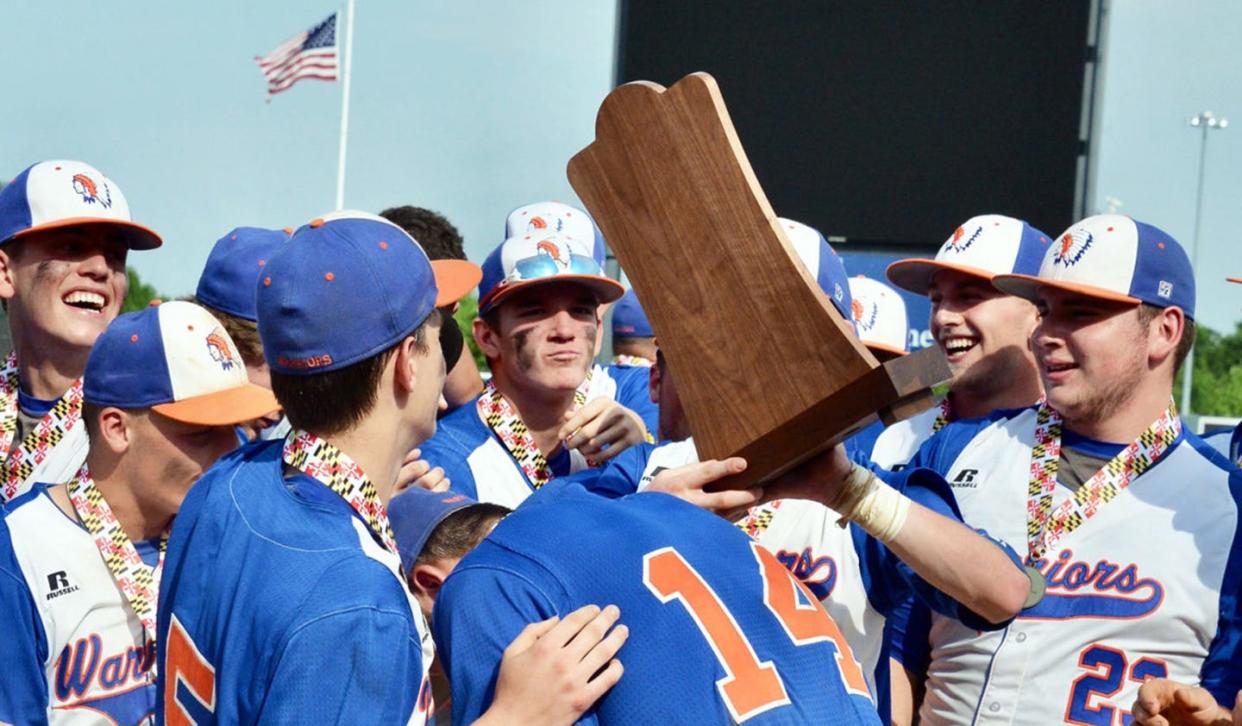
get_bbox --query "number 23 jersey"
[433,482,882,725]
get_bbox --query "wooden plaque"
[568,73,949,489]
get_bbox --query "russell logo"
[1054,230,1094,267]
[206,328,239,371]
[71,173,112,209]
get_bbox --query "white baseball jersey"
[868,400,942,470]
[2,486,157,724]
[423,363,658,508]
[888,406,1242,724]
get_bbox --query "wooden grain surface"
[569,73,948,488]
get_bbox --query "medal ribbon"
[0,352,85,501]
[284,430,397,554]
[930,397,953,435]
[477,371,591,489]
[610,354,653,368]
[67,465,166,650]
[1026,401,1180,562]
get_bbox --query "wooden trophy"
[567,72,950,490]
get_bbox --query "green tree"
[1179,321,1242,417]
[453,294,488,374]
[121,268,164,313]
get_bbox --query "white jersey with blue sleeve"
[422,363,658,507]
[885,406,1242,725]
[0,485,158,725]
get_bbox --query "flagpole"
[334,0,355,210]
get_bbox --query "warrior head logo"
[1054,229,1094,267]
[205,329,238,371]
[943,225,982,254]
[71,173,112,209]
[536,239,569,268]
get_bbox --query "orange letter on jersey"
[165,616,216,726]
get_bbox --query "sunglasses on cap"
[508,251,601,282]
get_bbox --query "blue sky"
[4,2,1241,332]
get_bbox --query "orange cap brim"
[152,384,280,426]
[1227,277,1242,284]
[431,259,483,306]
[885,259,1000,295]
[480,275,626,313]
[992,273,1141,307]
[9,217,163,250]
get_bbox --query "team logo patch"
[1157,280,1173,299]
[527,215,564,234]
[71,173,113,209]
[1054,229,1094,267]
[941,225,983,254]
[536,239,570,269]
[205,328,239,371]
[851,297,878,332]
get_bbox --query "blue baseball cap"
[85,301,278,425]
[886,214,1052,295]
[779,218,854,324]
[0,160,162,248]
[389,488,482,572]
[196,227,292,321]
[994,214,1196,319]
[477,233,624,316]
[505,201,607,267]
[612,288,653,338]
[257,211,479,375]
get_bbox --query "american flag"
[255,14,339,96]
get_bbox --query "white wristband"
[832,464,912,543]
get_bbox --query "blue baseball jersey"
[155,440,434,725]
[0,511,52,726]
[434,482,883,725]
[882,406,1242,724]
[422,363,658,507]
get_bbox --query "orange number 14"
[644,542,870,722]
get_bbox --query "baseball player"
[190,226,290,440]
[887,215,1242,724]
[876,214,1051,469]
[391,467,938,725]
[609,289,656,367]
[418,232,657,507]
[0,301,278,725]
[155,212,479,724]
[381,205,488,412]
[0,160,162,502]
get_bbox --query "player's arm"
[1131,679,1235,725]
[763,446,1029,624]
[0,555,49,725]
[559,398,650,465]
[435,566,626,726]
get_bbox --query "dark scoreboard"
[618,2,1095,247]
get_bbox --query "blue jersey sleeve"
[433,565,597,726]
[855,467,1020,631]
[1199,468,1242,705]
[262,607,423,724]
[0,540,49,725]
[558,443,654,499]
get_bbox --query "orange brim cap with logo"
[477,232,623,315]
[0,160,162,249]
[886,214,1052,295]
[84,301,279,426]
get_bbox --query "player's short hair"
[186,297,265,369]
[269,318,431,436]
[1136,303,1196,373]
[81,401,103,441]
[378,206,466,261]
[417,502,511,566]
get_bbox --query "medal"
[1022,565,1046,609]
[477,371,591,488]
[0,352,84,500]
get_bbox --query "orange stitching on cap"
[310,218,325,228]
[230,234,237,240]
[1107,226,1115,232]
[324,272,335,281]
[263,277,272,286]
[283,227,293,235]
[378,241,389,250]
[54,165,62,171]
[187,325,194,331]
[130,335,139,343]
[1157,242,1166,249]
[258,259,265,267]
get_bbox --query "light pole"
[1180,111,1229,418]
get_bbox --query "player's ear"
[648,361,662,405]
[97,407,132,455]
[393,335,419,394]
[410,561,451,609]
[473,317,502,359]
[0,244,19,301]
[1147,306,1183,368]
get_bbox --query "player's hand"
[1132,678,1233,726]
[646,457,760,516]
[758,445,854,507]
[558,399,650,465]
[394,448,449,494]
[480,604,628,726]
